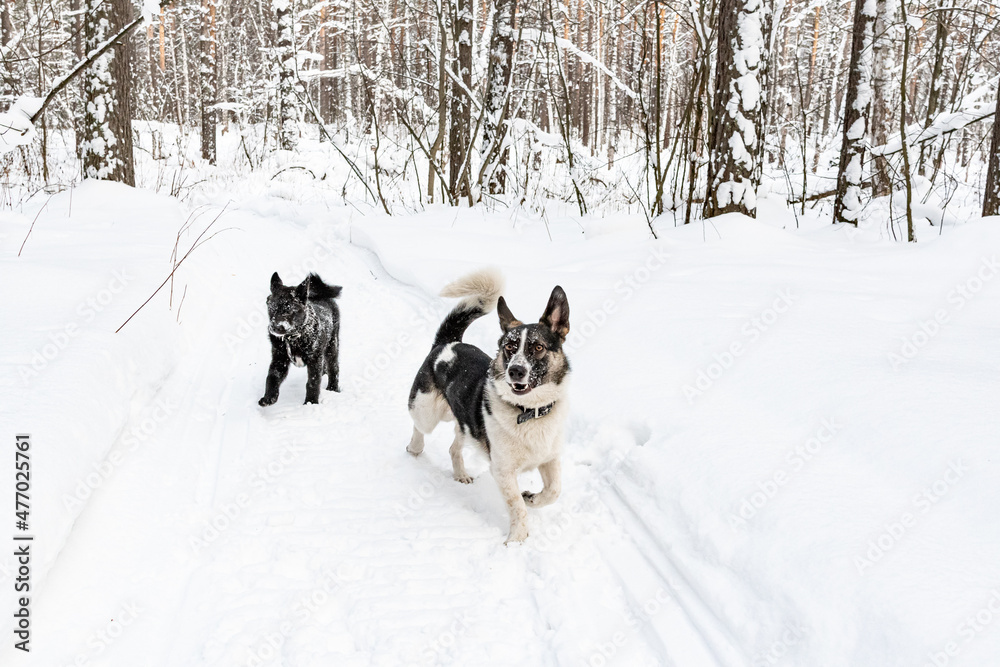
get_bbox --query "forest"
[1,0,998,232]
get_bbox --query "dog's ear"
[270,272,283,292]
[539,286,570,341]
[294,275,312,301]
[497,296,522,332]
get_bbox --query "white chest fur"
[484,383,567,472]
[287,343,306,368]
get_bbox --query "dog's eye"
[504,342,517,354]
[533,343,545,355]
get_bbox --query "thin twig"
[17,195,51,257]
[116,204,232,334]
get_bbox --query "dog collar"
[517,403,554,424]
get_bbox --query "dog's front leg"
[523,458,561,508]
[304,360,323,404]
[494,467,529,543]
[259,341,290,406]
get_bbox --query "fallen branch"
[787,183,875,205]
[788,188,837,204]
[271,165,317,180]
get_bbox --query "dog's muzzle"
[507,364,531,395]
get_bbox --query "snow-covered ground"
[2,179,1000,666]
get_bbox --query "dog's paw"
[454,473,474,484]
[504,525,529,544]
[523,490,557,508]
[259,395,277,407]
[329,384,341,393]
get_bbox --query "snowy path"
[154,239,714,667]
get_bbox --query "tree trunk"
[0,0,10,46]
[919,2,948,175]
[276,0,299,150]
[870,0,892,197]
[1,0,14,109]
[479,0,517,195]
[652,0,665,216]
[80,0,135,185]
[428,11,448,203]
[200,0,218,164]
[319,6,333,123]
[704,0,772,219]
[898,0,914,242]
[448,0,473,200]
[177,8,191,125]
[833,0,877,225]
[983,82,1000,217]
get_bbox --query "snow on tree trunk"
[832,0,877,226]
[79,0,135,185]
[275,0,299,151]
[479,0,517,195]
[984,83,1000,217]
[870,0,892,198]
[448,0,472,200]
[704,0,772,219]
[200,0,217,164]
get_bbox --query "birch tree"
[869,0,892,197]
[275,0,299,150]
[832,0,877,225]
[200,0,218,163]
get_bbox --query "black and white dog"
[406,269,571,543]
[259,272,342,406]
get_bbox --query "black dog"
[259,272,342,406]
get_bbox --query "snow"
[846,117,866,142]
[0,97,42,156]
[734,72,762,122]
[3,180,1000,666]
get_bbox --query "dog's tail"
[302,273,343,301]
[433,268,505,347]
